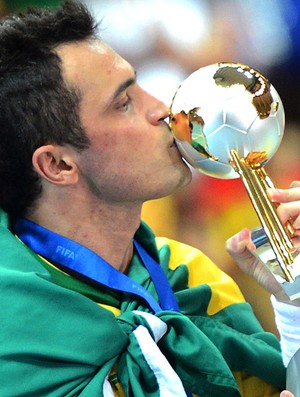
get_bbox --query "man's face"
[57,40,192,204]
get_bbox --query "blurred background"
[2,0,300,334]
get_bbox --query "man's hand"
[268,181,300,249]
[225,228,290,301]
[226,181,300,305]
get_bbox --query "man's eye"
[119,96,132,111]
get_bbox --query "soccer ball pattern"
[170,63,285,179]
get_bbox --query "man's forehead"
[87,39,112,54]
[54,39,136,113]
[55,39,131,85]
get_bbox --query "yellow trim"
[38,255,72,275]
[233,371,280,397]
[15,236,71,276]
[155,237,245,315]
[34,253,121,315]
[108,364,126,397]
[99,303,121,316]
[39,257,121,316]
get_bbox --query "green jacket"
[0,210,285,396]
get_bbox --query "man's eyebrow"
[111,72,137,102]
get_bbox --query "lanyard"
[14,218,180,314]
[15,219,192,397]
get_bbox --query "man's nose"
[146,98,170,126]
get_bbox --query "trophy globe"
[169,62,285,179]
[169,62,300,301]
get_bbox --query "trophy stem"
[230,149,294,282]
[255,167,296,238]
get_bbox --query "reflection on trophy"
[169,62,300,300]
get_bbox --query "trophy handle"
[230,149,298,283]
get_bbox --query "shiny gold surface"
[213,64,273,119]
[169,107,218,160]
[169,62,297,283]
[169,62,284,179]
[230,149,296,282]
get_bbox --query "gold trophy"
[169,62,300,300]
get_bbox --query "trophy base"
[287,348,300,397]
[251,227,300,301]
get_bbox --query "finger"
[292,235,300,250]
[268,186,300,204]
[290,180,300,188]
[276,201,300,225]
[226,228,251,255]
[280,391,295,397]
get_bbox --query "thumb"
[280,391,294,397]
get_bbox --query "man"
[0,1,291,395]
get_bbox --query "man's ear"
[32,145,79,185]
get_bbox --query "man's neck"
[27,198,142,273]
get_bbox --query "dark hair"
[0,1,98,220]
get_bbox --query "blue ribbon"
[14,218,180,314]
[15,218,193,397]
